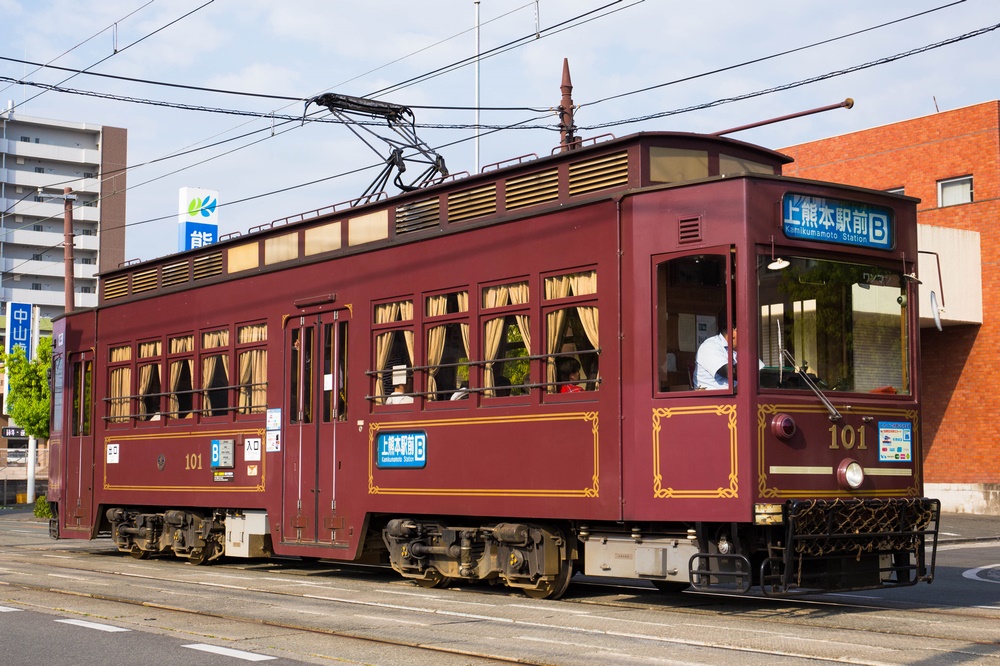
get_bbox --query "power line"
[579,20,1000,131]
[9,0,216,114]
[580,0,967,109]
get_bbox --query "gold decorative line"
[368,411,599,498]
[104,428,265,443]
[652,404,738,499]
[103,484,266,493]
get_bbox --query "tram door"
[282,311,349,545]
[63,351,95,533]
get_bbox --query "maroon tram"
[47,128,939,599]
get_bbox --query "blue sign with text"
[376,432,427,469]
[783,194,893,250]
[178,221,218,252]
[5,302,32,357]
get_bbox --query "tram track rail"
[1,539,998,665]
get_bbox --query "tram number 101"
[829,424,868,450]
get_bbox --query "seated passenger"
[385,384,414,404]
[557,357,583,393]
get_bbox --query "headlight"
[837,459,865,490]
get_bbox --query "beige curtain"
[457,291,470,388]
[109,367,131,423]
[570,271,599,390]
[238,349,267,413]
[545,277,571,390]
[137,364,159,418]
[374,301,413,403]
[202,330,230,415]
[168,336,194,418]
[425,295,448,398]
[237,324,267,413]
[482,285,511,394]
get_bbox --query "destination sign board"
[782,194,893,250]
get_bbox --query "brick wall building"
[780,101,999,513]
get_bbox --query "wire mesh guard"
[787,497,940,558]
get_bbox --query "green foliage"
[2,336,52,440]
[34,494,53,519]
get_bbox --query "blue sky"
[1,0,997,261]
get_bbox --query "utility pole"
[38,186,76,313]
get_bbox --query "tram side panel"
[619,180,756,526]
[58,200,626,554]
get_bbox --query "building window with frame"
[137,340,162,421]
[373,299,414,405]
[108,345,132,423]
[201,328,230,417]
[237,323,267,415]
[168,335,194,419]
[544,270,599,393]
[938,176,973,207]
[425,290,470,401]
[482,280,530,397]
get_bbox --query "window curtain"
[238,324,267,414]
[482,285,511,395]
[168,336,194,418]
[202,330,230,415]
[545,276,571,390]
[374,302,413,403]
[109,346,131,422]
[569,271,599,389]
[137,341,161,419]
[425,295,448,398]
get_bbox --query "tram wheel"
[413,570,453,589]
[522,561,573,600]
[187,544,217,566]
[129,545,149,560]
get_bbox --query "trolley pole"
[558,58,577,152]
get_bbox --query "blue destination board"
[377,431,427,469]
[783,194,893,250]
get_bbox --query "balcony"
[3,139,99,167]
[1,168,100,194]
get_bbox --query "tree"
[2,336,51,440]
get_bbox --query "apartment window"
[34,167,44,174]
[81,257,96,265]
[31,283,42,291]
[32,225,43,232]
[19,136,29,142]
[32,254,42,261]
[938,176,973,207]
[79,286,95,294]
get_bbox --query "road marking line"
[0,606,24,612]
[183,644,276,661]
[56,619,130,632]
[962,563,1000,584]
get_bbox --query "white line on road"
[962,563,1000,584]
[55,619,130,632]
[183,644,276,661]
[0,606,24,612]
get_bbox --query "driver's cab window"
[656,251,733,393]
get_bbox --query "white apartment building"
[0,109,126,322]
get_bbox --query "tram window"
[655,254,730,392]
[71,358,92,436]
[289,327,314,423]
[544,270,599,394]
[425,291,470,401]
[373,300,414,405]
[237,323,267,415]
[757,256,909,394]
[168,335,194,419]
[201,329,231,417]
[52,354,64,435]
[482,280,530,398]
[322,321,348,421]
[108,345,131,423]
[138,340,162,421]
